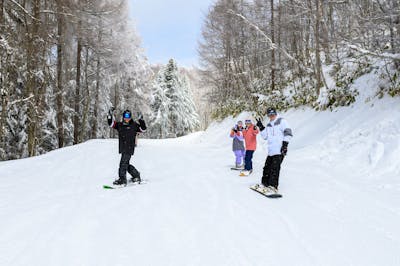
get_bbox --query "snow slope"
[1,98,400,266]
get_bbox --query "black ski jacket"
[108,118,146,155]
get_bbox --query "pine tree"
[149,59,200,138]
[149,69,170,138]
[178,75,200,135]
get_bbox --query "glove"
[138,118,146,131]
[107,113,113,126]
[281,141,289,156]
[108,107,115,117]
[256,118,265,131]
[233,128,238,133]
[137,112,143,120]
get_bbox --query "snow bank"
[0,97,399,266]
[205,96,400,190]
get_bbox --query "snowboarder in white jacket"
[256,107,293,194]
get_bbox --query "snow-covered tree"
[149,72,170,138]
[149,59,200,138]
[0,0,152,160]
[178,76,200,135]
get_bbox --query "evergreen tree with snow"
[149,69,170,138]
[164,59,183,136]
[178,75,200,135]
[149,59,200,138]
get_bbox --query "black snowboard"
[103,179,148,189]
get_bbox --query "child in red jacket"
[240,119,259,176]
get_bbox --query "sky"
[129,0,215,67]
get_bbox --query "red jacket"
[242,124,259,150]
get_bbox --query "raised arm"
[137,113,147,133]
[256,118,268,140]
[107,107,118,129]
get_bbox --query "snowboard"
[250,184,282,198]
[231,167,244,171]
[103,179,148,190]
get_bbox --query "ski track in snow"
[1,101,400,265]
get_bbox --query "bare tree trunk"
[0,0,4,28]
[321,2,331,64]
[0,86,6,156]
[396,0,400,54]
[277,0,282,86]
[305,0,312,66]
[270,0,276,92]
[56,1,64,148]
[92,26,102,139]
[26,0,41,156]
[289,0,299,67]
[73,20,82,145]
[92,56,100,139]
[328,2,339,62]
[80,46,90,142]
[314,0,323,94]
[0,0,5,153]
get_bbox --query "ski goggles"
[123,112,132,119]
[245,119,252,124]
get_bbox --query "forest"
[199,0,400,118]
[1,0,400,160]
[0,0,200,160]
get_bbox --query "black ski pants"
[261,154,284,188]
[244,150,255,170]
[119,153,140,179]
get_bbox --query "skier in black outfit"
[107,108,147,185]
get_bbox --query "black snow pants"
[119,153,140,179]
[261,154,284,188]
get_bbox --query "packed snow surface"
[1,98,400,266]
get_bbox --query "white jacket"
[260,116,293,156]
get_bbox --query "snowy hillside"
[1,98,400,265]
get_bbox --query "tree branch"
[7,94,35,108]
[8,0,40,21]
[227,9,313,73]
[348,44,400,60]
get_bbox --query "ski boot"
[130,177,141,184]
[235,163,244,169]
[261,186,278,196]
[239,169,252,176]
[267,186,279,194]
[113,177,127,186]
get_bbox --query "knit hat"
[267,107,277,116]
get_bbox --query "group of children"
[229,119,260,176]
[229,108,293,195]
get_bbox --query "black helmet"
[123,110,132,119]
[266,107,277,116]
